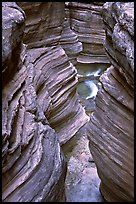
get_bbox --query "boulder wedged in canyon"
[2,2,89,202]
[87,2,134,202]
[65,2,110,64]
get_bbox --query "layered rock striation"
[17,1,89,145]
[2,2,88,202]
[65,2,110,64]
[60,17,83,65]
[27,46,89,145]
[17,2,65,48]
[87,2,134,202]
[2,3,66,202]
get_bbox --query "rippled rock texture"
[17,2,88,145]
[17,2,83,66]
[87,2,134,202]
[60,18,83,65]
[17,2,65,48]
[65,2,109,64]
[2,2,88,202]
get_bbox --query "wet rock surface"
[76,63,110,116]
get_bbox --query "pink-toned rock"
[2,3,66,202]
[87,2,134,202]
[17,2,65,48]
[60,18,83,65]
[65,2,110,64]
[2,2,89,202]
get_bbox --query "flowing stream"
[77,63,110,115]
[62,62,110,202]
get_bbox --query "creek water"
[63,62,110,202]
[77,63,110,115]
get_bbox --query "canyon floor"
[62,123,106,202]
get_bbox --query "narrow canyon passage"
[62,124,105,202]
[62,63,110,202]
[2,2,133,202]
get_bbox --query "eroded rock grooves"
[65,2,110,64]
[17,2,89,145]
[2,1,134,203]
[87,2,134,202]
[2,2,88,202]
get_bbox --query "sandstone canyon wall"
[65,2,110,64]
[2,2,88,202]
[2,1,134,202]
[17,2,89,145]
[87,2,134,202]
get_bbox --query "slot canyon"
[2,2,134,202]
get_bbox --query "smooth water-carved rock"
[2,2,89,202]
[17,2,65,48]
[87,2,134,202]
[2,3,66,202]
[27,46,89,145]
[65,2,109,64]
[18,2,89,145]
[60,18,83,65]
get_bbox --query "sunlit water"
[76,63,110,99]
[78,80,98,99]
[76,63,110,114]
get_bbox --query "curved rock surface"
[2,3,66,202]
[87,2,134,202]
[17,2,65,48]
[60,18,83,65]
[17,2,89,145]
[2,2,89,202]
[65,2,110,64]
[27,46,89,145]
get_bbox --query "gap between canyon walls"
[62,2,110,202]
[2,2,134,202]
